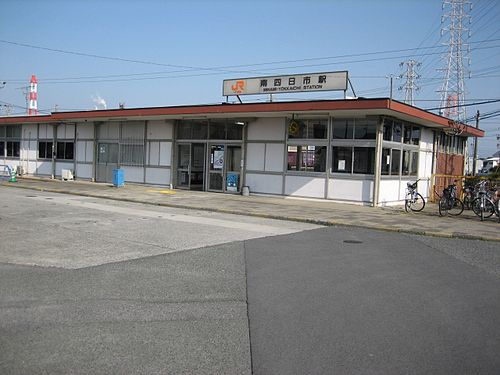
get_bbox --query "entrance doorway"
[176,143,205,190]
[96,142,118,183]
[208,144,242,193]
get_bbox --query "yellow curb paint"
[146,189,176,195]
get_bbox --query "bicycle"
[462,181,476,210]
[404,179,425,212]
[471,181,500,222]
[438,182,464,216]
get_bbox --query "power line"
[425,98,500,111]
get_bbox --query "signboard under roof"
[223,71,348,97]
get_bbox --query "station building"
[0,98,484,206]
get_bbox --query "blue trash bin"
[112,168,125,187]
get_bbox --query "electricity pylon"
[399,60,421,106]
[437,0,471,122]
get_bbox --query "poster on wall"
[338,160,346,171]
[226,173,238,192]
[213,150,224,169]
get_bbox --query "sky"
[0,0,499,157]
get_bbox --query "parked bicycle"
[404,179,425,212]
[438,181,464,216]
[462,181,476,210]
[471,181,500,222]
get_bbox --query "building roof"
[0,98,484,137]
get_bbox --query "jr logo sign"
[231,80,245,94]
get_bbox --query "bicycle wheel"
[438,197,448,216]
[463,195,472,210]
[404,193,411,213]
[408,193,425,212]
[447,198,464,216]
[472,197,495,219]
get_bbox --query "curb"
[2,182,499,243]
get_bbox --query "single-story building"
[0,98,484,206]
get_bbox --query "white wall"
[265,143,284,172]
[285,176,325,198]
[246,173,283,195]
[148,141,171,166]
[57,123,75,139]
[76,163,93,179]
[145,168,171,185]
[35,161,52,175]
[247,118,285,141]
[55,161,74,177]
[121,166,143,183]
[147,120,173,139]
[420,128,434,151]
[76,122,94,139]
[38,124,54,139]
[378,179,403,206]
[328,179,373,202]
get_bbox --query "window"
[392,122,402,142]
[120,144,144,165]
[410,152,418,176]
[287,145,326,172]
[381,148,391,175]
[411,127,420,145]
[391,149,401,175]
[38,141,53,159]
[402,150,410,175]
[332,147,352,173]
[288,119,327,139]
[0,141,4,157]
[383,120,393,141]
[56,142,74,160]
[332,119,354,139]
[354,120,376,139]
[403,125,411,144]
[353,147,375,174]
[6,141,20,157]
[209,120,226,140]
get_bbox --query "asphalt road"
[245,226,500,375]
[1,187,500,374]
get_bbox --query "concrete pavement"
[2,177,499,241]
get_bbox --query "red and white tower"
[28,75,38,115]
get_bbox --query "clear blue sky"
[0,0,499,157]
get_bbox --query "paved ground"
[245,226,500,375]
[1,180,500,374]
[1,177,499,241]
[0,187,318,268]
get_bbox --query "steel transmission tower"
[399,60,421,106]
[438,0,471,121]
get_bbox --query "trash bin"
[112,168,124,187]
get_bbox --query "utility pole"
[386,74,394,101]
[399,60,421,106]
[472,110,479,176]
[437,0,471,122]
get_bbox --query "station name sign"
[223,71,348,96]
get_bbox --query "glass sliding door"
[225,145,242,193]
[208,144,242,193]
[176,143,205,190]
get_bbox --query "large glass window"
[392,122,402,142]
[391,149,401,175]
[354,120,376,139]
[381,148,391,175]
[331,146,352,173]
[353,147,375,174]
[287,145,326,172]
[0,141,4,157]
[383,120,393,141]
[410,152,418,176]
[332,119,354,139]
[288,119,327,139]
[209,120,226,140]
